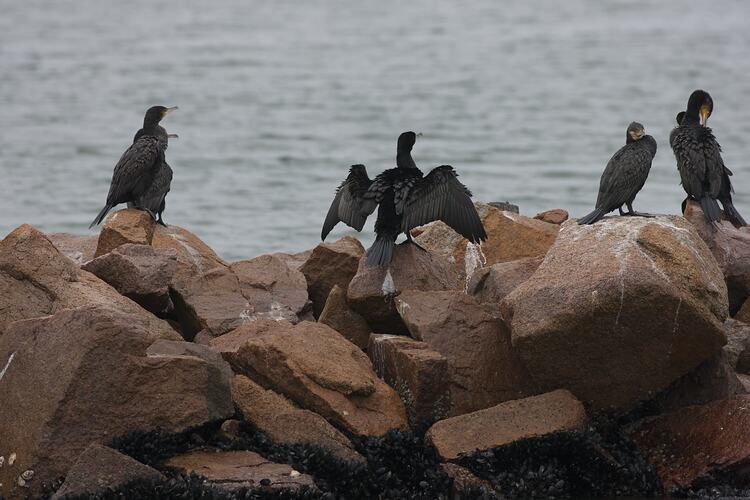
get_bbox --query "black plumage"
[129,128,176,226]
[89,106,177,228]
[322,131,487,267]
[578,122,657,225]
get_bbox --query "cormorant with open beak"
[578,122,657,224]
[322,131,487,267]
[670,106,747,227]
[90,105,177,227]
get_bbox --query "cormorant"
[89,106,177,227]
[673,102,745,226]
[128,129,177,226]
[322,131,487,267]
[578,122,657,225]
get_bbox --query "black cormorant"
[673,100,745,226]
[578,122,657,225]
[129,129,177,226]
[322,131,487,267]
[89,106,177,227]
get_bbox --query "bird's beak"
[162,106,178,118]
[416,132,423,138]
[167,133,179,139]
[699,105,710,126]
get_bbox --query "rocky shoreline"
[1,201,749,499]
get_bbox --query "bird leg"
[618,206,626,216]
[404,231,428,252]
[624,202,655,218]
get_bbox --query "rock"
[534,208,569,225]
[739,374,750,392]
[211,320,408,436]
[319,285,371,350]
[630,395,750,493]
[415,202,559,280]
[232,375,364,463]
[0,224,179,339]
[368,334,451,431]
[51,444,163,500]
[47,233,98,266]
[684,199,750,314]
[397,290,531,416]
[724,319,750,370]
[146,338,234,382]
[501,216,728,411]
[347,244,461,334]
[271,249,314,272]
[82,244,177,315]
[735,297,750,323]
[467,256,544,306]
[151,223,227,289]
[165,450,316,492]
[488,201,519,213]
[425,390,588,461]
[94,208,155,257]
[440,463,500,499]
[171,256,309,341]
[0,306,233,498]
[301,236,365,317]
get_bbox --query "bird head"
[144,106,178,127]
[397,131,422,152]
[687,90,713,126]
[626,122,646,143]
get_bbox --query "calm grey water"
[2,1,750,260]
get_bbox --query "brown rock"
[426,390,588,461]
[415,202,559,280]
[83,244,177,314]
[51,444,163,500]
[211,320,408,436]
[630,395,750,492]
[368,334,451,431]
[467,256,544,306]
[347,244,461,334]
[301,236,365,317]
[0,306,233,498]
[319,285,371,350]
[739,374,750,392]
[397,290,531,416]
[0,224,178,339]
[684,199,750,314]
[724,319,750,370]
[165,450,315,492]
[501,216,728,411]
[534,208,569,225]
[94,208,155,257]
[440,463,501,499]
[735,297,750,323]
[232,375,364,463]
[151,223,227,288]
[271,249,313,272]
[48,232,98,266]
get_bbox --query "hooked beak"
[699,105,710,126]
[415,132,423,139]
[167,133,178,139]
[162,106,178,119]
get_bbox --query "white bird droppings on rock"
[382,269,396,295]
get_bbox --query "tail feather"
[577,208,606,225]
[89,204,113,229]
[365,235,395,267]
[722,201,747,227]
[700,197,722,223]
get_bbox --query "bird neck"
[397,151,417,169]
[141,120,161,135]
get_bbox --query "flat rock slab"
[426,389,588,461]
[165,450,315,492]
[51,444,163,500]
[630,395,750,492]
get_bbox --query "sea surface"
[2,0,750,260]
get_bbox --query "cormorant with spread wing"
[578,122,657,224]
[673,100,745,226]
[89,106,177,227]
[322,131,487,267]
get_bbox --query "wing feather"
[322,164,373,240]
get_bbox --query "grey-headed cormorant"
[322,131,487,266]
[89,106,177,227]
[578,122,657,224]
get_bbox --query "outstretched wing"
[321,164,374,240]
[401,165,487,243]
[106,135,162,205]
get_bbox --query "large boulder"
[396,290,532,415]
[300,236,365,317]
[467,256,544,306]
[415,202,559,280]
[347,244,461,334]
[368,334,451,431]
[0,224,178,339]
[501,216,728,411]
[165,450,316,493]
[232,375,364,463]
[318,284,371,350]
[211,320,408,436]
[82,244,177,315]
[630,395,750,493]
[47,232,98,266]
[151,223,227,288]
[684,199,750,314]
[0,306,233,498]
[425,390,587,461]
[94,208,155,257]
[51,444,164,500]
